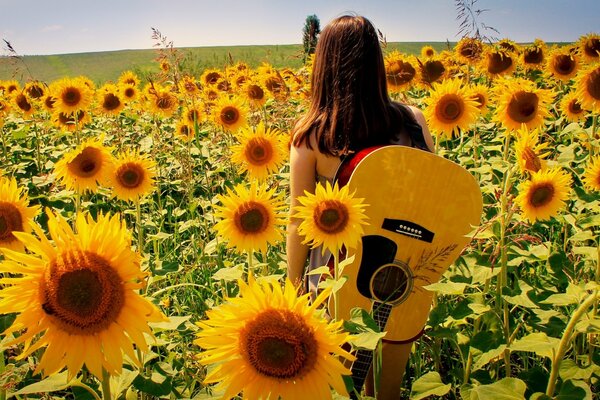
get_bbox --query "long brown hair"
[292,14,420,156]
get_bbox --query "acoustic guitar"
[330,145,483,396]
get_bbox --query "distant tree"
[302,15,320,63]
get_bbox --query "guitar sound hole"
[370,263,412,304]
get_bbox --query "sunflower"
[263,73,289,99]
[521,39,546,71]
[12,92,35,117]
[583,156,600,191]
[574,64,600,112]
[515,168,572,223]
[175,120,195,141]
[212,95,249,133]
[119,83,139,104]
[230,122,288,180]
[178,75,201,97]
[54,137,114,193]
[545,46,580,82]
[420,45,436,58]
[497,38,521,54]
[384,51,419,92]
[577,33,600,63]
[96,83,124,115]
[213,182,286,253]
[455,37,484,65]
[0,97,11,117]
[201,68,224,86]
[3,80,20,95]
[479,48,516,78]
[513,126,550,174]
[559,92,587,123]
[418,56,447,87]
[51,110,91,132]
[42,94,57,113]
[243,81,268,108]
[145,84,179,118]
[24,81,46,100]
[0,210,166,379]
[0,176,40,252]
[182,104,204,126]
[423,78,480,139]
[292,181,369,255]
[194,275,353,400]
[467,83,491,114]
[50,77,94,115]
[492,77,555,132]
[118,70,140,87]
[108,151,156,202]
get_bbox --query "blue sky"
[1,0,598,56]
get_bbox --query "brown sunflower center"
[103,93,121,111]
[68,147,102,178]
[521,147,542,173]
[123,87,136,99]
[553,54,575,75]
[241,309,317,379]
[387,61,416,85]
[234,201,270,234]
[265,76,286,95]
[40,250,125,335]
[62,87,82,107]
[435,94,464,123]
[248,85,265,101]
[584,38,600,58]
[245,138,273,166]
[220,106,240,125]
[205,72,222,85]
[116,163,144,188]
[45,96,56,109]
[585,67,600,101]
[421,60,445,84]
[187,109,202,124]
[488,52,513,74]
[0,202,23,243]
[471,93,486,109]
[568,99,583,114]
[508,91,539,123]
[529,183,555,207]
[524,47,544,64]
[459,41,482,61]
[156,93,175,110]
[15,94,32,112]
[27,84,44,99]
[313,200,349,234]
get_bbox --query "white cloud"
[41,25,63,33]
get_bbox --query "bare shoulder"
[406,105,436,152]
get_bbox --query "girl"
[286,14,434,400]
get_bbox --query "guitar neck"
[350,301,392,398]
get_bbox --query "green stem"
[0,125,7,163]
[136,199,143,253]
[100,368,111,400]
[33,122,42,172]
[0,350,5,400]
[546,291,598,397]
[333,252,340,321]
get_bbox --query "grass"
[0,42,453,85]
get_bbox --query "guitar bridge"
[382,218,434,243]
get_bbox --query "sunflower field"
[0,33,600,400]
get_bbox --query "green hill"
[0,42,452,85]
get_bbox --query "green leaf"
[467,377,527,399]
[409,372,451,400]
[502,280,538,309]
[132,373,173,397]
[472,344,507,371]
[12,371,73,396]
[541,283,585,306]
[306,265,331,276]
[559,359,600,381]
[110,369,138,400]
[424,281,468,295]
[510,332,559,360]
[150,315,192,331]
[556,379,593,400]
[211,265,244,282]
[350,330,387,351]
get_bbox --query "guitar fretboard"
[350,301,393,399]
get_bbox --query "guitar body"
[332,145,483,342]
